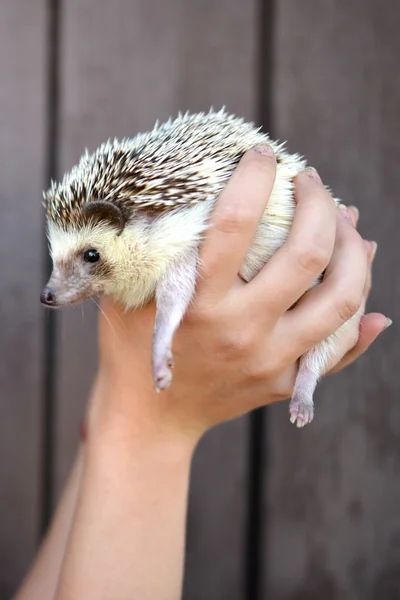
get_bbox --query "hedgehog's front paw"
[152,347,174,393]
[289,397,314,428]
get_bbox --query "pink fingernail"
[306,167,322,184]
[253,144,274,157]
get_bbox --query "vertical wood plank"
[54,1,258,598]
[0,1,47,596]
[262,2,400,598]
[178,3,258,598]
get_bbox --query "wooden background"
[1,1,399,599]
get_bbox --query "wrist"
[57,370,193,600]
[87,369,201,459]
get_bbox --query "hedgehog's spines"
[43,109,277,230]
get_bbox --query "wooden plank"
[0,1,47,596]
[262,2,400,598]
[54,1,258,598]
[184,423,250,600]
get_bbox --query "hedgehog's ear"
[83,201,126,235]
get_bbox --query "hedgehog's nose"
[41,287,56,306]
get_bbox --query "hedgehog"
[41,108,359,428]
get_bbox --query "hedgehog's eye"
[83,249,100,263]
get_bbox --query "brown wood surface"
[0,1,47,596]
[262,2,400,599]
[2,1,399,598]
[54,1,258,598]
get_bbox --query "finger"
[347,205,359,227]
[329,313,390,373]
[197,145,277,301]
[324,238,376,372]
[280,207,367,356]
[356,239,377,317]
[242,169,337,318]
[327,238,378,373]
[362,241,373,301]
[362,240,377,300]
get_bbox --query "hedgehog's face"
[41,222,123,308]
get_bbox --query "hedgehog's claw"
[289,395,314,427]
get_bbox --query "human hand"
[325,208,388,374]
[94,148,389,444]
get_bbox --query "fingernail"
[385,318,393,329]
[254,144,274,157]
[370,241,378,262]
[348,205,359,222]
[338,204,353,224]
[306,167,322,184]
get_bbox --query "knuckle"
[217,204,256,235]
[218,328,255,359]
[334,293,362,323]
[295,237,331,275]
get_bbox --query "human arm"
[13,448,83,600]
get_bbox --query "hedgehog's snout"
[40,287,57,307]
[40,273,92,307]
[40,259,96,308]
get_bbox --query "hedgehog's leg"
[152,248,198,392]
[289,311,361,427]
[289,336,334,428]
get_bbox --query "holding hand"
[95,147,388,442]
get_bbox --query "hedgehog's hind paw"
[289,364,318,428]
[289,395,314,428]
[152,345,174,393]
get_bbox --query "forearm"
[14,448,83,600]
[55,381,194,600]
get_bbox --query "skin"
[14,148,389,600]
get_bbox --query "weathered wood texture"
[54,1,258,598]
[0,1,47,597]
[262,2,400,599]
